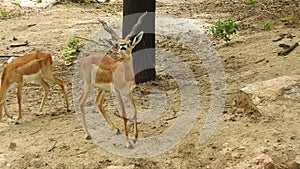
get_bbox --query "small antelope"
[0,52,70,121]
[79,12,147,148]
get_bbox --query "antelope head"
[116,31,144,59]
[99,12,147,59]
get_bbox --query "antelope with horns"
[78,12,147,148]
[0,52,70,121]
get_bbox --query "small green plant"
[245,0,257,5]
[107,2,116,7]
[284,0,291,4]
[210,18,238,42]
[283,16,293,24]
[0,9,8,18]
[85,0,97,3]
[264,21,271,30]
[61,38,83,61]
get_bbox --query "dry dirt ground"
[0,0,300,168]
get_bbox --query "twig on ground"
[254,58,266,64]
[70,146,96,156]
[44,0,61,9]
[0,55,19,58]
[30,128,42,135]
[75,36,109,47]
[272,36,285,42]
[279,43,291,49]
[47,140,58,152]
[278,43,298,56]
[74,21,99,25]
[165,115,179,121]
[11,2,22,8]
[10,41,29,48]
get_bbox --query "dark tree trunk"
[123,0,156,83]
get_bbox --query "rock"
[235,75,300,116]
[292,155,300,169]
[226,154,275,169]
[105,165,135,169]
[8,142,17,151]
[19,0,57,7]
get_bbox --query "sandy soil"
[0,0,299,168]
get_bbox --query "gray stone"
[226,154,275,169]
[236,75,300,115]
[292,155,300,169]
[105,165,135,169]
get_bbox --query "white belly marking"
[23,72,41,82]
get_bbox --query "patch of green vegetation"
[0,9,8,19]
[12,12,21,18]
[210,18,238,42]
[283,16,293,24]
[107,2,116,7]
[61,38,83,61]
[284,0,291,4]
[263,21,271,30]
[245,0,257,5]
[84,0,97,3]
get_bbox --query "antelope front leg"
[0,100,5,120]
[78,84,92,140]
[3,102,12,119]
[52,77,70,111]
[96,90,120,134]
[0,101,4,120]
[0,87,9,120]
[37,78,50,112]
[129,92,138,143]
[16,83,23,123]
[116,91,132,148]
[45,71,70,111]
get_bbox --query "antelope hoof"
[115,129,121,135]
[132,138,138,144]
[66,108,71,112]
[15,120,21,125]
[15,117,23,125]
[86,135,92,140]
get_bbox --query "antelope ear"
[131,31,144,47]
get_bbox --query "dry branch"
[165,115,179,121]
[30,128,42,135]
[10,41,29,48]
[44,0,61,9]
[278,43,298,56]
[0,55,19,58]
[254,58,265,64]
[75,36,109,47]
[28,24,37,27]
[70,146,96,156]
[47,140,58,152]
[98,19,120,41]
[11,2,22,8]
[73,21,99,26]
[272,36,284,42]
[279,43,291,49]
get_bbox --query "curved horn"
[126,11,148,39]
[98,19,120,41]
